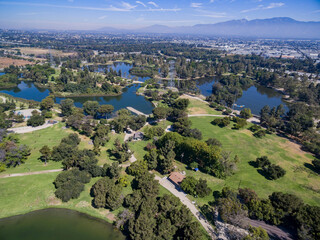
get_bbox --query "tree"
[39,145,51,165]
[173,98,190,110]
[144,149,158,170]
[152,107,169,120]
[128,212,156,240]
[83,101,99,117]
[240,108,253,119]
[40,95,54,111]
[54,169,91,202]
[243,226,269,240]
[60,99,74,117]
[180,176,198,196]
[97,104,114,118]
[206,138,222,147]
[107,162,121,179]
[27,111,45,127]
[312,159,320,173]
[195,178,211,197]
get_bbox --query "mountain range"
[98,17,320,39]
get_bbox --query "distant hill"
[98,17,320,39]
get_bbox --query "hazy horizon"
[0,0,319,30]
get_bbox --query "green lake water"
[0,208,125,240]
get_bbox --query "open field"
[17,47,76,57]
[179,117,320,206]
[181,94,221,115]
[0,57,34,68]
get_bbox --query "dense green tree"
[83,101,99,117]
[97,104,114,118]
[60,99,74,117]
[152,107,170,120]
[40,95,54,111]
[39,145,51,165]
[240,108,253,119]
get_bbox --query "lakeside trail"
[0,169,63,178]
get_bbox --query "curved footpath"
[8,121,59,134]
[0,169,63,178]
[188,114,260,124]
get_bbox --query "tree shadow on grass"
[304,163,320,175]
[248,161,258,168]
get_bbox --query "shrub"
[263,164,286,180]
[253,129,267,138]
[249,124,262,132]
[212,117,230,127]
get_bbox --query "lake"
[87,62,151,82]
[0,81,154,114]
[0,208,125,240]
[196,78,288,115]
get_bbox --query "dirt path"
[0,169,63,178]
[8,121,59,134]
[245,218,294,240]
[188,114,260,124]
[154,175,215,239]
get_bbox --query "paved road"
[0,169,63,178]
[154,175,215,239]
[8,121,59,134]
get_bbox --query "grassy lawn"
[182,117,320,206]
[181,95,221,115]
[0,172,134,222]
[0,123,69,175]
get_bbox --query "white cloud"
[121,1,137,10]
[0,1,180,12]
[136,1,146,8]
[241,2,284,13]
[210,0,214,3]
[148,1,159,8]
[98,15,107,20]
[265,2,284,9]
[191,3,202,8]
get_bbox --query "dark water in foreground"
[196,78,288,115]
[0,208,125,240]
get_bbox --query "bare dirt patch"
[18,47,75,57]
[0,57,34,68]
[279,140,309,159]
[75,201,90,208]
[188,107,207,114]
[47,195,62,205]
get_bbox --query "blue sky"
[0,0,319,30]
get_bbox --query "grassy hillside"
[181,116,320,206]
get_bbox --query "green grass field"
[182,96,221,115]
[0,123,69,175]
[182,116,320,206]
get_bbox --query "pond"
[0,81,154,114]
[87,62,151,82]
[0,208,125,240]
[196,78,288,115]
